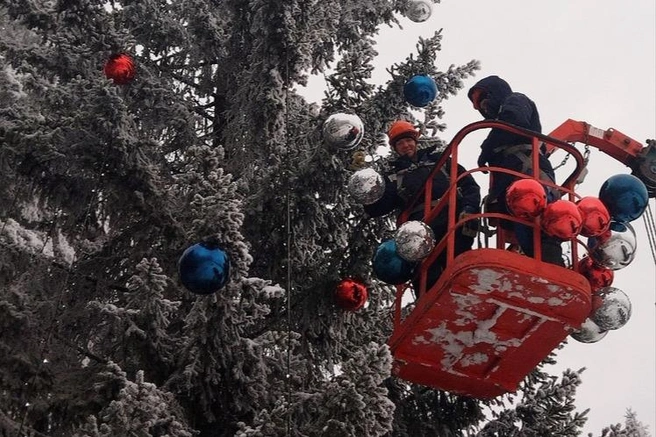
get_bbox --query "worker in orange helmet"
[365,120,481,293]
[468,75,563,266]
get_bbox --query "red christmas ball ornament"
[577,196,611,237]
[334,278,368,311]
[505,178,547,219]
[104,53,136,85]
[577,256,614,291]
[541,199,583,240]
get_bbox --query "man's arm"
[478,93,536,166]
[363,176,404,217]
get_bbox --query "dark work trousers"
[509,216,564,266]
[489,151,564,267]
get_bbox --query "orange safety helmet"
[387,120,419,147]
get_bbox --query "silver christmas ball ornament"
[405,0,433,23]
[590,286,632,330]
[588,221,637,270]
[348,168,386,205]
[570,318,608,343]
[322,113,364,150]
[394,220,435,262]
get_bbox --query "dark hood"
[467,75,512,118]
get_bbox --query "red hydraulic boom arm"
[546,119,656,196]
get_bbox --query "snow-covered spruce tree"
[474,367,589,437]
[71,364,194,437]
[0,1,628,436]
[591,409,652,437]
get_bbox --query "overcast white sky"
[304,0,655,433]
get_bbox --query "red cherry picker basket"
[387,119,656,398]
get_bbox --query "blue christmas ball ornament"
[178,242,230,294]
[403,74,438,107]
[598,173,649,222]
[372,239,416,285]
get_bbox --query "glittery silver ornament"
[570,318,608,343]
[405,0,433,23]
[588,221,637,270]
[348,168,385,205]
[590,286,632,330]
[322,113,364,150]
[394,220,435,262]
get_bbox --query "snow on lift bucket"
[387,121,592,398]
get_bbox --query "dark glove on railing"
[459,206,480,238]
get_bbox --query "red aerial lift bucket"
[385,119,654,398]
[388,248,592,398]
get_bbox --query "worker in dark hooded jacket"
[467,75,563,266]
[364,120,481,289]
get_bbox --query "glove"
[459,207,479,238]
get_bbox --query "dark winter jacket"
[468,76,557,201]
[364,146,481,227]
[468,76,542,168]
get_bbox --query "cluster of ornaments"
[332,223,434,311]
[505,174,647,243]
[105,55,234,297]
[331,202,438,308]
[174,66,438,306]
[104,38,437,306]
[402,1,438,106]
[372,239,417,285]
[346,154,438,286]
[570,286,632,343]
[321,110,368,309]
[505,173,649,344]
[370,221,435,285]
[322,65,441,308]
